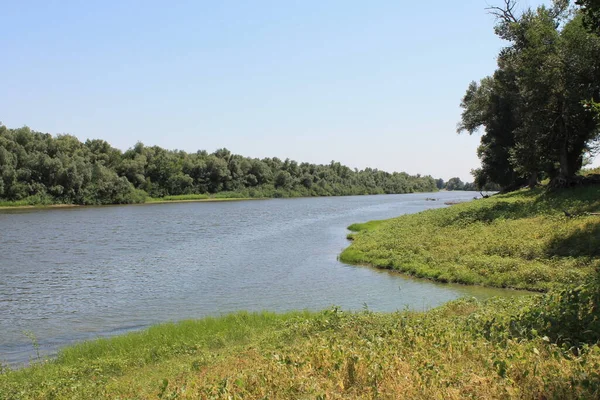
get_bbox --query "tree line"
[458,0,600,192]
[0,124,451,205]
[435,177,499,192]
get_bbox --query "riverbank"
[0,191,447,210]
[0,194,261,210]
[0,203,81,210]
[1,190,482,210]
[2,290,599,399]
[341,185,600,292]
[2,187,599,398]
[144,194,261,204]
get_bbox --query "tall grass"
[341,185,600,291]
[2,300,599,399]
[0,312,308,399]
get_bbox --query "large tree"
[459,0,600,189]
[576,0,600,33]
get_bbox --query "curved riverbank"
[2,192,507,367]
[2,292,600,399]
[340,185,600,292]
[1,187,600,398]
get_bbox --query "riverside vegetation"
[0,124,441,207]
[1,185,599,399]
[3,0,600,397]
[341,185,600,292]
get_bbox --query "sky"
[1,0,595,182]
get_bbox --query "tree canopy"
[576,0,600,33]
[459,0,600,191]
[0,124,441,205]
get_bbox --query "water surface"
[0,192,518,365]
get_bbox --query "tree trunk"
[528,171,538,189]
[553,105,576,187]
[559,142,570,181]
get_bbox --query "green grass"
[0,194,59,208]
[0,185,432,209]
[0,312,308,399]
[347,220,387,233]
[2,293,599,399]
[340,185,600,292]
[0,199,32,207]
[146,193,211,202]
[346,220,387,239]
[3,185,600,398]
[0,193,258,208]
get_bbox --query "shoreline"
[340,185,600,292]
[2,187,598,398]
[143,197,263,205]
[343,258,541,293]
[0,190,469,211]
[0,203,81,210]
[0,197,266,210]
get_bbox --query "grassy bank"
[0,194,260,209]
[341,185,600,292]
[3,186,600,398]
[2,289,599,399]
[145,193,259,204]
[0,189,415,209]
[0,194,65,208]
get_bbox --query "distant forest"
[0,124,480,205]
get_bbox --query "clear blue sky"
[3,0,590,182]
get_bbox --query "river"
[0,192,517,366]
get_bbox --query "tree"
[458,71,526,190]
[445,177,465,191]
[435,178,445,190]
[576,0,600,34]
[459,1,600,189]
[274,171,293,189]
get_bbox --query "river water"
[0,192,516,366]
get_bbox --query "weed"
[22,331,40,362]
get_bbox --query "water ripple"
[0,193,516,366]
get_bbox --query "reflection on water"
[0,192,524,366]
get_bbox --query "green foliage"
[2,300,600,398]
[347,220,387,233]
[146,194,211,203]
[444,177,465,191]
[3,186,600,397]
[511,279,600,347]
[577,0,600,34]
[341,185,600,291]
[0,123,439,206]
[459,2,600,190]
[466,278,600,353]
[346,220,387,240]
